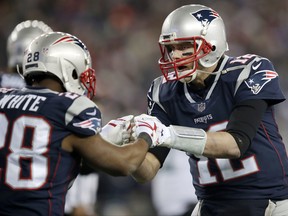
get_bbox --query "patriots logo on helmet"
[245,70,278,94]
[53,36,87,50]
[73,117,101,133]
[191,9,219,27]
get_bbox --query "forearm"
[113,138,151,176]
[159,125,240,158]
[72,135,150,177]
[131,152,161,183]
[204,131,240,158]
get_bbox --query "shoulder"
[57,92,99,110]
[148,75,180,99]
[221,54,275,82]
[225,54,274,74]
[41,91,101,136]
[227,54,269,66]
[59,93,102,136]
[224,54,283,101]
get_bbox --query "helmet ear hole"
[72,69,78,79]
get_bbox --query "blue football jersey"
[148,54,288,200]
[0,87,102,216]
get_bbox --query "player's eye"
[182,52,193,56]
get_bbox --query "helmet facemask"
[158,36,213,82]
[80,68,96,99]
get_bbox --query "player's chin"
[179,74,196,83]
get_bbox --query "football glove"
[100,115,134,145]
[133,114,170,147]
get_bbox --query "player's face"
[166,42,205,82]
[167,42,196,69]
[166,42,215,84]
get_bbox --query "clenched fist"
[100,115,134,145]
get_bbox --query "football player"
[130,4,288,216]
[0,31,158,216]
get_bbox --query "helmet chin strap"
[16,64,24,79]
[179,70,197,83]
[179,68,220,83]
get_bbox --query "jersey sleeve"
[147,77,171,126]
[147,77,171,166]
[64,95,102,136]
[234,56,285,105]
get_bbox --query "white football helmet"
[22,32,96,99]
[158,4,229,81]
[7,20,53,70]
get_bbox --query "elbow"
[117,165,137,177]
[117,162,142,177]
[106,169,129,177]
[104,163,139,177]
[227,131,251,159]
[228,131,251,159]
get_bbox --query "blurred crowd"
[1,0,287,122]
[0,0,287,215]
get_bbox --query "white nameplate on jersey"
[0,94,46,112]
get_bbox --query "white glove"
[133,114,171,147]
[100,115,134,145]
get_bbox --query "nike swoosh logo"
[252,62,262,71]
[86,109,97,116]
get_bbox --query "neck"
[32,78,65,92]
[190,63,218,87]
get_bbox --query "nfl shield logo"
[197,102,206,112]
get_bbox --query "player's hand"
[100,115,134,145]
[133,114,171,147]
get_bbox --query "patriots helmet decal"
[73,117,101,133]
[245,70,278,94]
[52,35,87,50]
[191,9,220,27]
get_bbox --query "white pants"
[264,200,288,216]
[191,199,288,216]
[65,173,99,215]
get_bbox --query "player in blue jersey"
[0,31,159,216]
[3,20,98,216]
[130,4,288,216]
